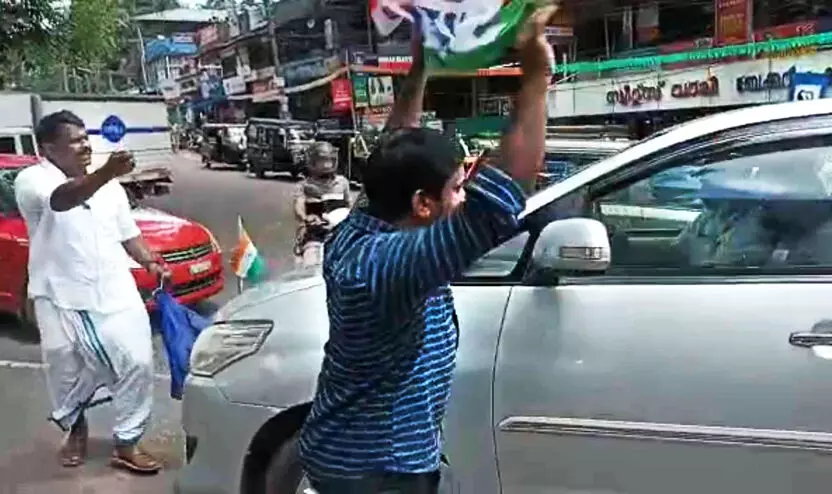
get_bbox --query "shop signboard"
[368,76,395,107]
[544,26,574,46]
[736,70,792,93]
[669,76,720,98]
[753,20,818,59]
[478,95,514,116]
[350,51,378,67]
[279,56,341,87]
[331,79,353,113]
[352,75,370,108]
[222,75,246,95]
[198,25,219,48]
[714,0,752,46]
[251,76,286,103]
[250,66,275,82]
[159,78,180,102]
[548,50,832,118]
[378,56,413,72]
[172,32,195,44]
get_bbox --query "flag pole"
[236,215,244,295]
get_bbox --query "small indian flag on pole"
[230,216,268,292]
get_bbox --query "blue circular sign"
[101,115,127,144]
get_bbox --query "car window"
[465,232,530,278]
[20,135,36,156]
[590,136,832,272]
[0,167,23,215]
[0,137,16,154]
[536,151,616,190]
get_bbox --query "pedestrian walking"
[14,110,170,474]
[298,9,554,494]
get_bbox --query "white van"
[0,127,38,156]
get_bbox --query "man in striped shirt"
[299,10,555,493]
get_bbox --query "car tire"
[263,432,310,494]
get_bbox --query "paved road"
[0,152,300,492]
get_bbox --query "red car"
[0,154,224,325]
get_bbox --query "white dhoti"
[34,298,154,445]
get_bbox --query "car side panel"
[494,281,832,494]
[216,283,512,494]
[442,285,512,494]
[0,216,29,314]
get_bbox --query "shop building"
[549,11,832,136]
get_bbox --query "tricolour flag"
[369,0,548,71]
[230,216,268,284]
[369,0,406,37]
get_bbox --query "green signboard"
[353,75,369,108]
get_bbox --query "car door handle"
[789,332,832,348]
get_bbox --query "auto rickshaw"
[245,118,316,179]
[199,123,247,170]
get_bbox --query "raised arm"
[370,7,557,318]
[50,151,136,212]
[498,6,557,192]
[372,166,525,319]
[383,27,427,130]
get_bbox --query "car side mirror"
[532,218,611,272]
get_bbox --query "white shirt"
[15,160,144,314]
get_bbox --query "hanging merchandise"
[369,0,555,71]
[368,76,395,107]
[789,69,831,101]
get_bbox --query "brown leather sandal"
[110,445,162,474]
[59,420,88,468]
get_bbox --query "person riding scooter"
[293,141,352,267]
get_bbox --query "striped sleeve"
[371,166,526,320]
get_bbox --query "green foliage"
[0,0,62,88]
[68,0,127,67]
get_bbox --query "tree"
[133,0,182,15]
[0,0,62,88]
[68,0,127,68]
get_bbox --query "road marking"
[0,359,171,380]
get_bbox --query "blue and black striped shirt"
[298,166,526,479]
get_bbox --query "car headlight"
[206,229,221,254]
[190,320,273,377]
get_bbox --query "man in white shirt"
[15,111,170,474]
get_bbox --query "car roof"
[0,127,35,135]
[523,98,832,218]
[545,139,632,152]
[0,154,39,169]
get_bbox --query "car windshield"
[463,148,620,278]
[228,127,245,139]
[537,148,622,189]
[288,128,314,141]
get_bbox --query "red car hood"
[130,207,214,265]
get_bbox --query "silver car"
[176,99,832,494]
